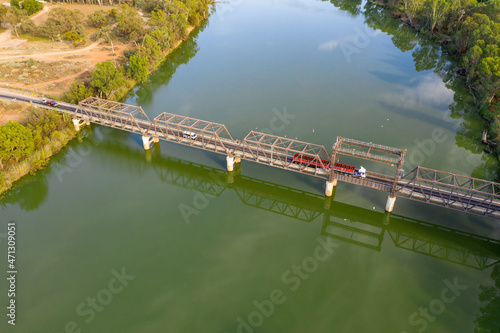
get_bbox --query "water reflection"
[84,137,500,271]
[129,20,207,105]
[0,173,48,211]
[474,263,500,331]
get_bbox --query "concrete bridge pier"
[226,155,235,171]
[385,196,396,213]
[72,118,85,131]
[325,179,337,197]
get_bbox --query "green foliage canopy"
[0,121,34,163]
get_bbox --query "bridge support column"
[325,179,337,197]
[385,196,396,213]
[72,118,85,131]
[142,135,154,150]
[323,195,333,209]
[226,155,235,172]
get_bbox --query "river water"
[1,0,499,332]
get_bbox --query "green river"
[1,0,499,332]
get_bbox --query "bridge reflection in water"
[86,133,499,271]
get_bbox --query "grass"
[17,33,52,42]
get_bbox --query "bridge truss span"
[151,112,234,154]
[398,167,500,218]
[76,97,151,134]
[239,131,331,178]
[30,94,499,219]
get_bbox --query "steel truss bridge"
[75,139,500,271]
[12,94,500,219]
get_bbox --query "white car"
[182,131,198,140]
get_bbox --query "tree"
[22,0,43,16]
[423,0,448,32]
[0,121,34,163]
[88,10,109,28]
[150,28,171,50]
[169,13,188,42]
[454,14,491,55]
[5,7,26,37]
[10,0,20,9]
[90,61,127,99]
[36,8,85,41]
[62,82,94,104]
[478,56,500,103]
[115,4,145,42]
[0,5,7,26]
[148,9,169,29]
[128,55,149,83]
[474,264,500,332]
[137,34,161,61]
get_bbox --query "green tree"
[169,13,188,42]
[478,56,500,103]
[0,5,8,25]
[181,0,209,25]
[423,0,448,32]
[0,121,34,163]
[148,9,169,29]
[88,10,109,28]
[137,34,161,61]
[474,264,500,332]
[150,28,171,50]
[115,4,145,42]
[128,55,149,82]
[37,8,85,41]
[90,61,127,99]
[10,0,20,9]
[62,82,94,104]
[454,14,490,55]
[21,0,43,16]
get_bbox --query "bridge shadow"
[85,137,500,271]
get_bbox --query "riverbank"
[0,101,76,196]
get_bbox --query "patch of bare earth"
[0,101,33,125]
